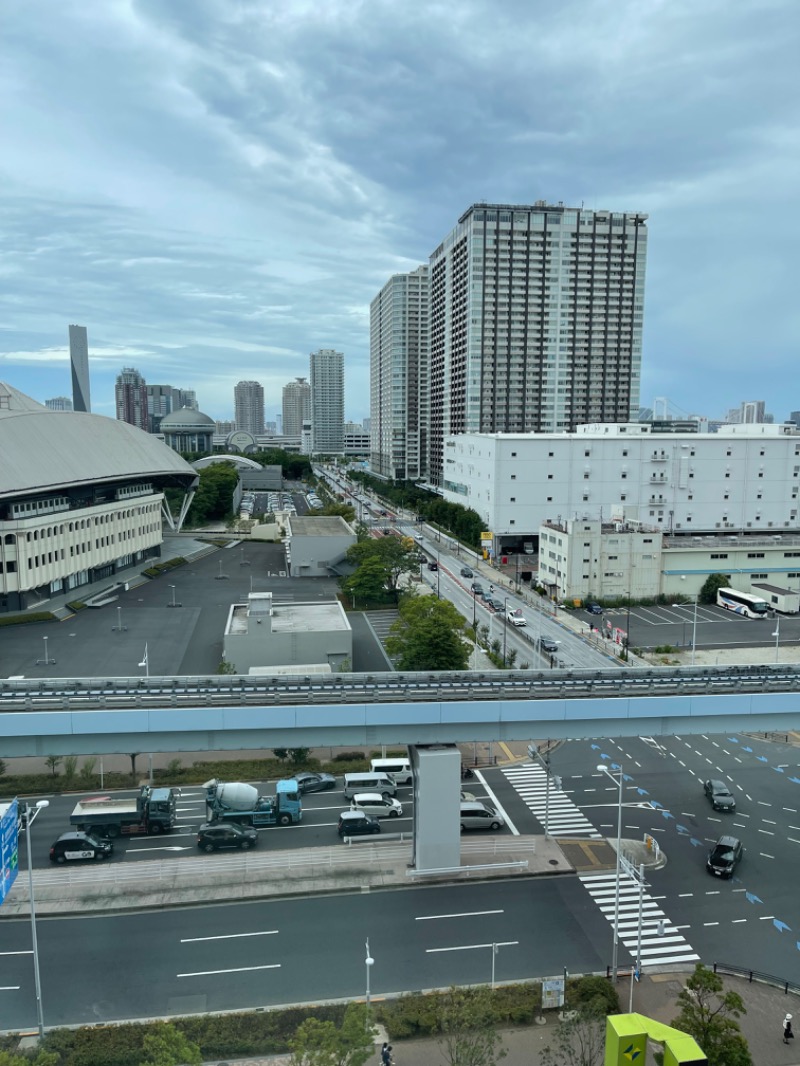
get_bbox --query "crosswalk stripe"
[501,763,602,839]
[579,871,699,967]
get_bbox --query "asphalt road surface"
[0,878,611,1029]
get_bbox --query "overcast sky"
[1,0,797,425]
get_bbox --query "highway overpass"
[1,665,799,757]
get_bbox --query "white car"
[506,607,527,626]
[350,792,403,819]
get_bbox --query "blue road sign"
[1,798,20,906]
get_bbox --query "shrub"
[567,974,620,1015]
[0,612,56,627]
[335,751,368,762]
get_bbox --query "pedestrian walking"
[783,1014,794,1044]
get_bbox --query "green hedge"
[141,556,187,578]
[34,978,615,1065]
[0,611,56,627]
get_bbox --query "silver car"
[351,792,403,819]
[460,801,505,831]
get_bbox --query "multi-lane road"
[5,732,800,1030]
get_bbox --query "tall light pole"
[364,938,374,1026]
[598,763,624,984]
[502,597,509,665]
[26,799,50,1038]
[528,743,560,840]
[691,593,698,666]
[773,614,781,663]
[35,636,55,666]
[138,644,149,678]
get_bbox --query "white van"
[370,757,412,785]
[343,772,397,799]
[351,793,403,819]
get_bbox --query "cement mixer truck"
[204,779,302,827]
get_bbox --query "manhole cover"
[548,858,560,866]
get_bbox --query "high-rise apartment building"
[310,350,345,454]
[146,385,198,433]
[370,266,429,480]
[45,396,73,411]
[282,377,311,437]
[68,324,91,413]
[115,367,149,430]
[234,380,265,435]
[427,202,648,485]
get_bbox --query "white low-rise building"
[443,422,800,558]
[223,592,352,673]
[285,515,356,578]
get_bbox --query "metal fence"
[713,961,800,997]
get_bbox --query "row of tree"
[349,472,485,548]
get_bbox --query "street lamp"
[502,597,510,665]
[597,763,624,984]
[168,584,181,608]
[138,644,149,678]
[111,606,127,632]
[364,939,374,1025]
[773,615,781,663]
[26,799,49,1038]
[681,576,698,665]
[35,635,55,666]
[528,744,560,840]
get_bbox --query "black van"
[49,832,113,864]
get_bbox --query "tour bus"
[716,587,769,618]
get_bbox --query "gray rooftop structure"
[287,515,353,536]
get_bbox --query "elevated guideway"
[1,664,799,757]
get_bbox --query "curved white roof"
[160,407,216,428]
[0,382,197,499]
[193,454,263,471]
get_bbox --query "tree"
[698,573,731,605]
[139,1021,202,1066]
[669,963,752,1066]
[289,747,311,766]
[436,986,506,1066]
[340,536,419,604]
[386,595,471,670]
[539,1008,607,1066]
[0,758,6,779]
[288,1002,374,1066]
[0,1051,58,1066]
[320,502,356,523]
[342,556,390,605]
[45,754,62,777]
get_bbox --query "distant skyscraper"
[146,385,198,432]
[115,367,148,430]
[426,202,648,485]
[45,396,73,411]
[741,400,766,423]
[234,380,265,435]
[370,266,429,480]
[282,377,311,437]
[68,324,91,412]
[310,350,345,454]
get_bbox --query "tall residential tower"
[370,266,429,480]
[282,377,311,437]
[68,324,91,413]
[428,202,648,485]
[234,380,265,436]
[310,350,344,454]
[115,367,148,430]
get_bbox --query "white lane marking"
[475,770,519,836]
[0,951,32,957]
[788,837,800,845]
[732,919,747,923]
[178,964,281,977]
[416,911,504,922]
[757,830,775,836]
[0,986,20,990]
[426,940,519,953]
[762,819,777,825]
[759,915,776,920]
[760,852,775,859]
[784,808,798,814]
[181,930,279,943]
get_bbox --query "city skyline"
[1,3,797,423]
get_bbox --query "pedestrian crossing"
[579,871,700,967]
[502,763,602,839]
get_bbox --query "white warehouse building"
[442,422,800,559]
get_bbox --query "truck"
[70,785,177,838]
[204,779,302,827]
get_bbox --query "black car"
[460,567,474,578]
[427,561,438,571]
[539,636,559,653]
[471,582,484,595]
[704,779,736,811]
[293,771,336,794]
[49,832,113,864]
[197,822,258,853]
[585,602,603,615]
[338,810,381,838]
[489,598,504,612]
[706,835,743,878]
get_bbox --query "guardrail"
[4,662,800,712]
[713,962,800,997]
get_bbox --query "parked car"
[706,835,743,878]
[585,602,604,615]
[460,567,474,578]
[197,822,258,852]
[427,561,438,571]
[703,779,736,811]
[460,802,505,831]
[351,792,403,818]
[338,810,382,838]
[506,607,527,626]
[293,771,336,794]
[470,582,484,595]
[489,598,504,612]
[539,636,559,653]
[49,832,113,864]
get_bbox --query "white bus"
[716,587,769,618]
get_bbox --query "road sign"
[0,799,20,907]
